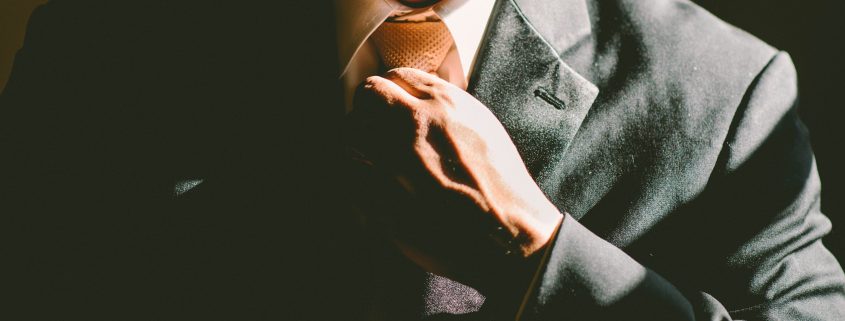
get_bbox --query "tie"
[366,16,488,320]
[370,20,454,73]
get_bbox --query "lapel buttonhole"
[534,87,567,110]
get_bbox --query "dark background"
[0,0,842,262]
[693,0,845,264]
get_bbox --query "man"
[1,0,843,320]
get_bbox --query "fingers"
[382,68,442,99]
[384,67,457,100]
[363,75,420,108]
[384,67,443,85]
[363,67,452,107]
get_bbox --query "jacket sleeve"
[520,52,845,320]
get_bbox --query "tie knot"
[370,20,454,73]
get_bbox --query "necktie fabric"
[370,20,454,73]
[366,16,488,320]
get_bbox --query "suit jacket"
[1,0,843,320]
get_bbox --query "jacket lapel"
[469,0,597,183]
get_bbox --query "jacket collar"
[469,0,598,179]
[511,0,592,56]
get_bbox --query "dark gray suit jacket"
[1,0,843,320]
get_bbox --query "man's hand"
[346,67,562,291]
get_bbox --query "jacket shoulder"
[609,0,779,97]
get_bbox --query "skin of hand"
[346,67,563,292]
[398,0,442,8]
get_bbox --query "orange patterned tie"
[367,18,487,318]
[369,20,454,73]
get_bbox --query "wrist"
[515,205,563,257]
[491,200,563,258]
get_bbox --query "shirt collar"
[334,0,496,78]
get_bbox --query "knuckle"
[430,85,445,97]
[431,86,455,107]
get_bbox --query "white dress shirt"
[334,0,497,111]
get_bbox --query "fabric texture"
[368,14,489,318]
[371,20,453,73]
[0,0,843,320]
[338,0,497,108]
